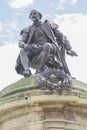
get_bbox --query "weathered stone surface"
[0,75,87,130]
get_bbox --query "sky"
[0,0,87,90]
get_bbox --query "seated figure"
[15,9,77,87]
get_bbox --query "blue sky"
[0,0,87,46]
[0,0,87,90]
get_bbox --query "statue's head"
[29,9,42,22]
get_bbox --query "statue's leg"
[19,49,31,76]
[37,43,52,72]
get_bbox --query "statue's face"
[29,10,40,22]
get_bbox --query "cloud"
[8,0,34,9]
[0,44,22,91]
[0,22,3,32]
[57,0,77,10]
[48,2,54,8]
[9,22,18,30]
[54,13,87,84]
[0,21,18,34]
[71,0,77,5]
[0,43,35,91]
[57,0,66,10]
[15,12,22,16]
[0,21,19,46]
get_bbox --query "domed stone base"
[0,75,87,130]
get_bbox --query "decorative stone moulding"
[0,75,87,130]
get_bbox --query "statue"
[15,9,77,90]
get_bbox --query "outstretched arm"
[63,36,78,56]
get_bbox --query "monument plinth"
[0,75,87,130]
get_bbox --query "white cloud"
[54,13,87,84]
[71,0,77,5]
[57,3,64,10]
[8,0,34,9]
[60,0,66,2]
[0,22,3,32]
[9,22,18,30]
[48,2,54,8]
[15,12,22,16]
[57,0,77,10]
[0,21,19,46]
[57,0,66,10]
[0,44,22,91]
[0,21,18,34]
[0,44,35,91]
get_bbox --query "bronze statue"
[15,9,77,90]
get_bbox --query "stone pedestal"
[0,76,87,130]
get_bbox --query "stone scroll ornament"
[15,9,78,91]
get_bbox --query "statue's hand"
[28,44,38,50]
[18,40,25,48]
[24,44,28,50]
[66,50,78,56]
[19,40,29,50]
